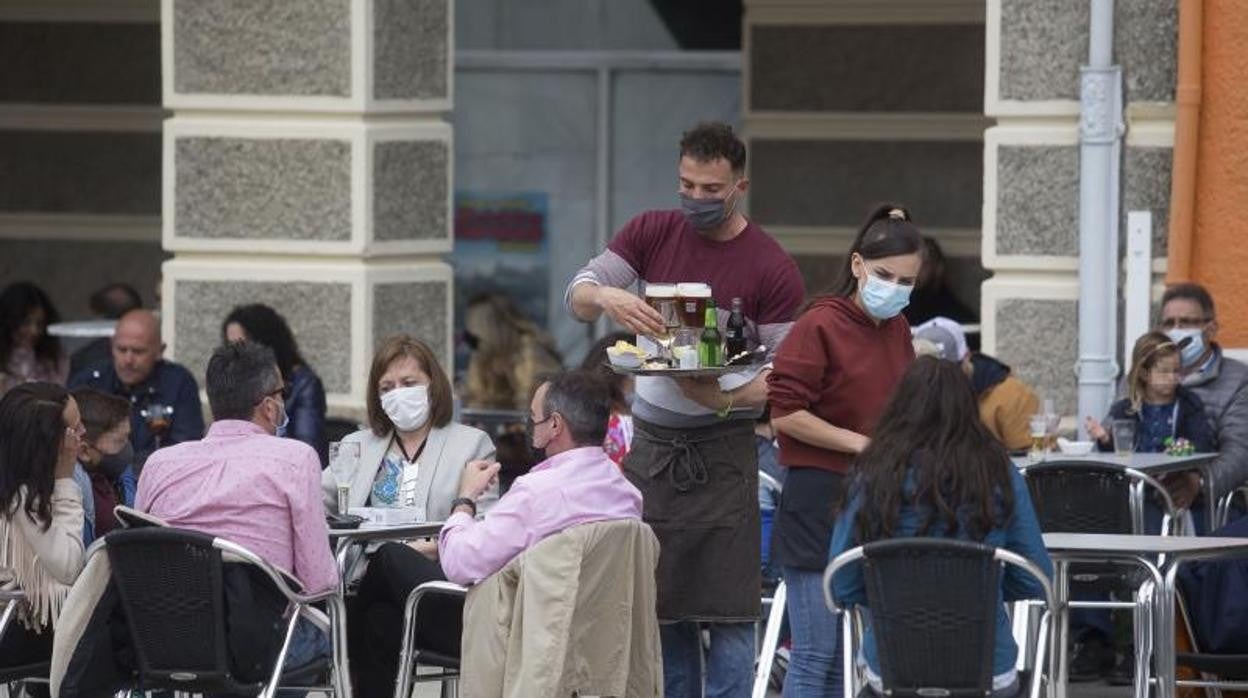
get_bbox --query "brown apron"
[624,417,761,622]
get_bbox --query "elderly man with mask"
[1157,282,1248,530]
[69,309,203,470]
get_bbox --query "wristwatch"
[450,497,477,517]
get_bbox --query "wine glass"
[328,441,360,514]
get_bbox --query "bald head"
[111,309,162,387]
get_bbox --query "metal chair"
[90,527,347,698]
[1172,555,1248,692]
[752,579,788,698]
[824,538,1056,698]
[394,580,468,698]
[0,588,50,694]
[1020,462,1180,696]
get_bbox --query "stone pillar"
[160,0,453,416]
[983,0,1177,414]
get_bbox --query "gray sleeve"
[563,249,640,314]
[1210,385,1248,496]
[758,321,796,363]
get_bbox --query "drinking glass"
[1111,420,1137,457]
[643,283,680,361]
[1028,415,1048,462]
[328,441,360,514]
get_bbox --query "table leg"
[1053,559,1069,698]
[1154,563,1186,698]
[327,593,353,697]
[1203,466,1220,532]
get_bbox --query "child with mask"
[70,388,136,543]
[767,203,922,697]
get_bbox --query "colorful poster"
[450,191,550,375]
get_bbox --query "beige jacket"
[0,478,84,630]
[461,519,662,698]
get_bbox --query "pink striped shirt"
[135,420,337,594]
[438,446,643,585]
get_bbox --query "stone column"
[983,0,1177,414]
[160,0,453,416]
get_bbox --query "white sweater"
[0,478,85,629]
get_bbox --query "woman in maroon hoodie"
[767,204,922,697]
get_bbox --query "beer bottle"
[699,307,722,367]
[725,297,747,359]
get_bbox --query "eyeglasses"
[1159,316,1210,330]
[257,385,288,405]
[526,415,554,432]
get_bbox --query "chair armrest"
[822,546,866,613]
[214,539,339,606]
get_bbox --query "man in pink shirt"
[439,370,643,585]
[135,341,336,669]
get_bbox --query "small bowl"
[1057,439,1095,456]
[606,348,644,369]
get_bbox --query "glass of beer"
[1028,415,1048,462]
[677,283,712,328]
[644,283,680,358]
[328,441,360,514]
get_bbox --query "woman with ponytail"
[766,204,924,697]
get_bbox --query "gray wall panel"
[172,0,351,97]
[1123,146,1172,260]
[750,139,983,229]
[374,0,449,100]
[1116,0,1177,103]
[0,22,160,105]
[174,137,352,241]
[995,145,1079,257]
[996,298,1077,415]
[0,240,165,321]
[999,0,1085,102]
[0,131,160,214]
[750,24,984,112]
[174,280,353,393]
[374,141,449,241]
[374,282,450,370]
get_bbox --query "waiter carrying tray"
[565,122,804,698]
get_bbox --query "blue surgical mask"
[271,397,290,436]
[858,266,913,320]
[1166,328,1206,367]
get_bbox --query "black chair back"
[860,538,999,697]
[105,527,259,694]
[1021,463,1134,533]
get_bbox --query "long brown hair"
[367,336,454,435]
[1126,331,1180,414]
[852,356,1015,544]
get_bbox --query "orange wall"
[1191,0,1248,345]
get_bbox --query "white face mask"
[381,385,430,432]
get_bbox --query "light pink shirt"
[135,420,337,594]
[438,446,643,585]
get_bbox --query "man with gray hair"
[439,369,642,585]
[135,341,336,669]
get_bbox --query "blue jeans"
[276,617,331,696]
[661,621,755,698]
[783,566,842,698]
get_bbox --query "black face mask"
[463,331,480,351]
[95,441,135,480]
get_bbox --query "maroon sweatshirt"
[767,295,914,474]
